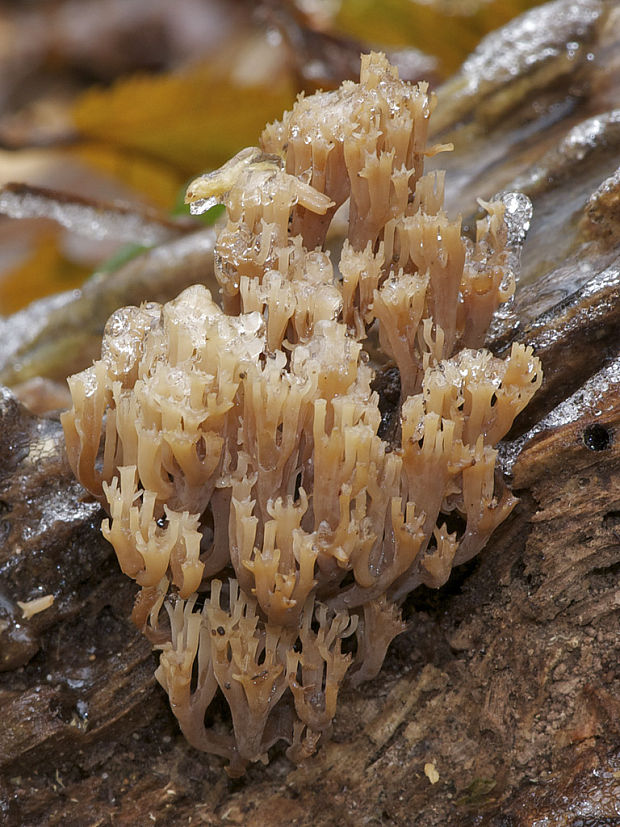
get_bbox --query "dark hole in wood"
[582,423,613,451]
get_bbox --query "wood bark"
[1,1,619,823]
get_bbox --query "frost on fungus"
[62,53,541,775]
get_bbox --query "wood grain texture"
[1,1,619,823]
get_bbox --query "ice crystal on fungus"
[62,54,541,775]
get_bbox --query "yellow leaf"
[0,229,90,314]
[72,58,297,178]
[72,143,185,211]
[335,0,540,75]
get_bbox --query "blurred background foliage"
[0,0,539,314]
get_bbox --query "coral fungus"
[62,53,541,775]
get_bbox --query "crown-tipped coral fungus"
[62,53,541,775]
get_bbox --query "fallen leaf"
[71,54,297,177]
[0,229,90,315]
[335,0,542,74]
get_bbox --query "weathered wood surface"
[1,1,619,824]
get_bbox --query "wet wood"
[1,0,619,824]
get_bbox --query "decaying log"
[1,0,619,823]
